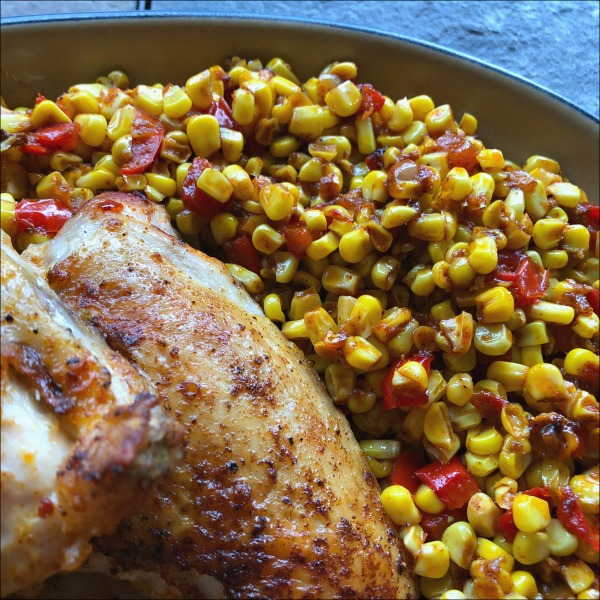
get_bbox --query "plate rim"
[1,10,598,124]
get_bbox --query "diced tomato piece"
[390,452,426,494]
[15,199,73,234]
[34,93,47,106]
[279,217,314,259]
[207,97,238,130]
[435,130,479,174]
[587,289,600,316]
[20,142,52,155]
[415,457,480,510]
[497,509,518,543]
[180,157,224,220]
[470,390,508,425]
[357,83,385,119]
[557,486,600,552]
[420,507,468,540]
[34,122,80,152]
[382,352,434,410]
[581,202,600,229]
[223,235,262,274]
[120,110,165,175]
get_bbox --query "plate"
[1,12,598,200]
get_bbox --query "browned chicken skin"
[34,194,417,599]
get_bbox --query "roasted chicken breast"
[1,230,184,598]
[35,194,417,599]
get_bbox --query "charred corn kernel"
[500,403,530,439]
[570,468,600,515]
[563,223,590,251]
[424,402,454,449]
[441,521,477,569]
[361,170,389,203]
[532,217,565,250]
[487,362,528,393]
[466,427,504,455]
[343,336,382,370]
[185,70,213,109]
[74,113,107,147]
[187,114,221,158]
[409,95,435,121]
[446,373,473,406]
[414,541,450,579]
[381,485,421,526]
[477,537,515,571]
[162,85,192,119]
[321,265,361,295]
[325,363,355,403]
[356,116,377,155]
[338,228,373,263]
[281,319,309,340]
[303,306,337,344]
[381,204,417,229]
[0,194,17,236]
[75,168,116,191]
[510,571,537,598]
[414,484,446,515]
[106,105,136,141]
[477,148,505,169]
[475,286,515,324]
[345,295,383,338]
[467,493,502,538]
[30,99,71,128]
[288,105,324,140]
[561,560,595,594]
[512,493,551,533]
[448,257,476,288]
[35,171,68,199]
[325,80,362,117]
[259,183,295,221]
[546,518,579,556]
[468,172,495,206]
[251,224,284,255]
[473,323,512,356]
[271,251,299,283]
[513,532,549,565]
[524,362,568,402]
[468,236,498,274]
[564,348,599,380]
[425,104,455,136]
[359,439,400,460]
[372,306,412,343]
[196,168,233,203]
[242,78,274,117]
[306,231,339,261]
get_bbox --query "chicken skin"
[35,194,417,599]
[1,230,184,598]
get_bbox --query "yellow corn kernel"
[407,212,447,242]
[515,321,549,347]
[466,427,504,455]
[448,257,476,288]
[186,114,220,158]
[431,299,455,322]
[175,208,204,237]
[265,57,300,84]
[268,134,299,158]
[442,167,473,201]
[305,231,339,261]
[464,452,499,477]
[258,183,295,221]
[562,559,596,595]
[487,362,528,393]
[446,373,473,406]
[381,485,421,526]
[409,95,435,121]
[338,227,373,263]
[420,574,454,600]
[392,359,428,395]
[499,436,533,479]
[380,203,417,229]
[322,265,361,295]
[342,295,381,338]
[303,306,337,345]
[386,97,413,132]
[361,170,389,203]
[473,323,512,356]
[570,468,600,515]
[531,217,565,250]
[475,286,514,324]
[539,248,569,269]
[75,168,116,191]
[0,109,31,133]
[423,402,454,449]
[162,85,192,119]
[547,518,579,556]
[143,173,176,197]
[477,537,515,571]
[547,181,581,208]
[512,493,551,533]
[414,484,446,515]
[220,164,252,201]
[359,439,401,461]
[231,88,255,125]
[106,105,136,141]
[325,80,362,117]
[343,336,383,371]
[572,312,600,338]
[414,541,450,579]
[30,99,71,128]
[209,212,238,246]
[425,104,456,136]
[523,362,568,402]
[441,521,477,569]
[529,300,575,324]
[325,363,355,403]
[165,197,184,219]
[196,167,233,203]
[459,112,477,135]
[270,251,299,283]
[467,493,502,538]
[564,348,599,381]
[131,85,162,116]
[402,524,426,559]
[467,172,495,206]
[116,173,146,192]
[0,194,17,237]
[499,403,530,441]
[226,264,262,295]
[468,236,498,274]
[577,588,600,600]
[512,532,549,565]
[288,105,324,140]
[442,345,477,373]
[185,70,213,109]
[288,289,321,321]
[281,319,308,340]
[355,116,376,155]
[477,148,505,170]
[251,224,284,255]
[510,571,537,598]
[220,127,244,163]
[523,154,560,174]
[16,231,53,250]
[74,113,107,147]
[300,208,326,232]
[439,591,467,600]
[563,224,591,252]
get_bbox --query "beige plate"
[0,11,598,600]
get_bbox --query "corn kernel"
[414,541,450,579]
[523,362,568,402]
[510,571,537,598]
[163,85,192,119]
[289,105,324,140]
[338,227,373,263]
[259,183,295,221]
[31,99,72,128]
[380,485,421,526]
[414,484,447,515]
[325,363,355,402]
[187,114,221,158]
[356,116,377,154]
[325,80,362,117]
[512,532,549,565]
[512,493,551,533]
[342,336,383,371]
[467,493,502,538]
[74,113,107,147]
[252,224,284,255]
[564,348,599,381]
[468,236,498,274]
[473,323,512,356]
[477,537,515,571]
[547,518,580,556]
[547,182,581,208]
[196,168,233,203]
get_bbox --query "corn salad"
[1,57,598,599]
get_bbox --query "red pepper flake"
[390,452,426,494]
[415,456,480,510]
[120,110,165,175]
[557,486,599,551]
[381,352,434,410]
[38,497,54,519]
[357,83,385,120]
[15,199,73,234]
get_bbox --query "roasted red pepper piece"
[120,110,165,175]
[15,199,73,234]
[557,486,599,551]
[21,122,81,155]
[470,390,508,425]
[587,289,600,316]
[357,83,385,119]
[390,452,426,494]
[420,507,468,540]
[223,235,262,274]
[181,157,223,220]
[279,217,314,259]
[416,457,480,510]
[382,352,434,410]
[207,97,238,130]
[580,202,600,229]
